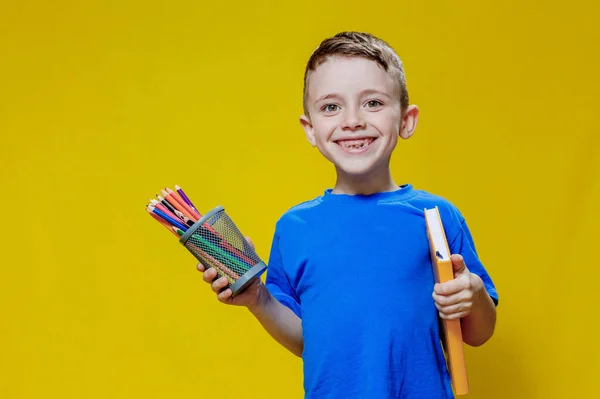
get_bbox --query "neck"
[332,165,398,195]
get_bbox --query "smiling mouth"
[335,137,376,150]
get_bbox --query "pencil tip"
[161,189,168,196]
[175,185,181,190]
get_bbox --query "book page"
[425,208,450,260]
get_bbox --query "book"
[424,206,469,396]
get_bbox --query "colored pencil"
[173,227,240,282]
[149,205,189,231]
[166,188,200,222]
[190,232,251,272]
[175,210,195,227]
[161,189,197,222]
[157,195,178,215]
[164,190,255,265]
[151,199,194,226]
[197,225,256,266]
[166,199,255,265]
[147,185,262,287]
[148,209,180,237]
[198,252,237,285]
[175,185,201,218]
[150,199,180,222]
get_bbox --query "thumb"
[450,254,468,275]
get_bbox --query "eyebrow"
[315,89,392,103]
[359,89,392,99]
[315,93,341,103]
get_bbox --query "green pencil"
[176,228,252,273]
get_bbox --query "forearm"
[248,286,304,357]
[461,274,496,346]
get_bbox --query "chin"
[334,161,380,178]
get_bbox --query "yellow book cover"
[424,206,469,396]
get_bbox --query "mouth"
[334,137,377,152]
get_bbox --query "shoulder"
[274,194,327,231]
[407,187,466,229]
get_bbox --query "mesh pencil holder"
[178,206,267,296]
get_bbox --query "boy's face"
[301,56,417,179]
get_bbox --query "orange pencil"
[160,190,197,222]
[166,187,200,221]
[147,208,179,238]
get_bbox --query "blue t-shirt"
[265,184,498,399]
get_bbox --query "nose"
[341,108,366,131]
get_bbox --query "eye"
[365,100,383,108]
[322,104,340,113]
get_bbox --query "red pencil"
[166,187,200,221]
[160,189,197,222]
[150,199,179,222]
[151,199,193,226]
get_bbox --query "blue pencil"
[151,206,188,231]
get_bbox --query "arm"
[460,271,496,346]
[247,282,304,356]
[199,264,304,357]
[197,234,303,356]
[432,254,497,347]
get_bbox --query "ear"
[399,105,419,140]
[300,115,316,147]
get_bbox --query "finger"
[450,254,467,274]
[434,278,470,296]
[439,310,469,320]
[433,289,473,306]
[217,288,233,303]
[245,236,255,250]
[211,276,229,293]
[435,301,472,316]
[197,262,205,272]
[202,268,218,283]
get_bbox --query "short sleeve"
[448,217,499,306]
[265,229,302,318]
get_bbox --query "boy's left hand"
[432,254,484,320]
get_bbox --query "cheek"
[312,119,337,141]
[374,113,401,136]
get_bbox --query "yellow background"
[1,1,598,398]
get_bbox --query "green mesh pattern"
[183,208,262,288]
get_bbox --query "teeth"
[338,138,373,149]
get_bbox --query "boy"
[198,32,498,398]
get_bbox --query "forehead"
[307,56,399,100]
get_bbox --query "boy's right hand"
[196,236,267,310]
